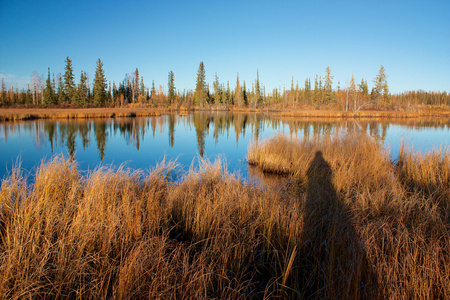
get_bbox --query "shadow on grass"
[300,151,375,298]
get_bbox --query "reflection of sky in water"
[1,115,449,180]
[382,124,450,160]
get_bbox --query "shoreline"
[1,106,450,121]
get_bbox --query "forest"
[1,57,449,111]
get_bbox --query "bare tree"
[31,71,43,105]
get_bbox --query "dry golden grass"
[0,134,449,299]
[249,133,450,299]
[2,106,450,122]
[0,107,164,122]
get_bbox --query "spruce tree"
[324,66,334,103]
[220,83,227,104]
[255,69,262,104]
[151,80,156,105]
[52,74,57,103]
[93,58,107,107]
[373,66,389,108]
[348,74,356,112]
[43,68,55,105]
[1,78,6,106]
[243,81,248,105]
[57,74,65,104]
[140,78,145,96]
[226,81,232,105]
[63,56,75,104]
[193,62,207,107]
[168,70,176,105]
[213,73,221,105]
[313,75,319,103]
[77,71,88,107]
[133,68,140,102]
[234,74,243,107]
[305,78,311,103]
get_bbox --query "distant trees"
[93,58,107,107]
[4,58,450,110]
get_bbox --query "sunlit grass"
[0,133,449,299]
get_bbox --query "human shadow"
[300,151,374,299]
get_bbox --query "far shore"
[1,105,450,121]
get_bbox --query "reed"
[0,133,449,299]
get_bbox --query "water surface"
[1,112,449,180]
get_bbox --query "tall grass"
[249,133,450,299]
[0,133,449,299]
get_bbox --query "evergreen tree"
[168,70,176,105]
[57,74,65,104]
[140,77,145,96]
[313,75,319,103]
[63,56,76,104]
[133,68,140,102]
[243,81,248,105]
[324,66,334,103]
[1,78,6,106]
[213,73,221,105]
[234,73,243,107]
[108,81,113,105]
[255,69,262,104]
[77,71,88,107]
[290,76,295,105]
[52,73,57,103]
[43,67,55,105]
[150,80,156,105]
[226,81,232,105]
[348,74,356,112]
[305,78,311,103]
[93,58,107,107]
[193,62,207,107]
[220,83,227,104]
[373,66,389,108]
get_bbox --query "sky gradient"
[0,0,449,94]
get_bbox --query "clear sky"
[0,0,449,94]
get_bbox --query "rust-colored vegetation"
[0,134,449,299]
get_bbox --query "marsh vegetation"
[1,132,449,299]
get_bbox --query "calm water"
[1,112,450,181]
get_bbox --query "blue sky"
[0,0,449,94]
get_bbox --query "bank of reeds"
[0,108,163,122]
[249,133,450,299]
[1,133,449,299]
[2,106,450,122]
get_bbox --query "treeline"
[1,58,449,110]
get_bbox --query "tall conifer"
[235,74,243,107]
[63,56,75,104]
[168,71,176,105]
[93,58,107,107]
[43,68,55,105]
[193,62,207,107]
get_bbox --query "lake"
[1,112,449,181]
